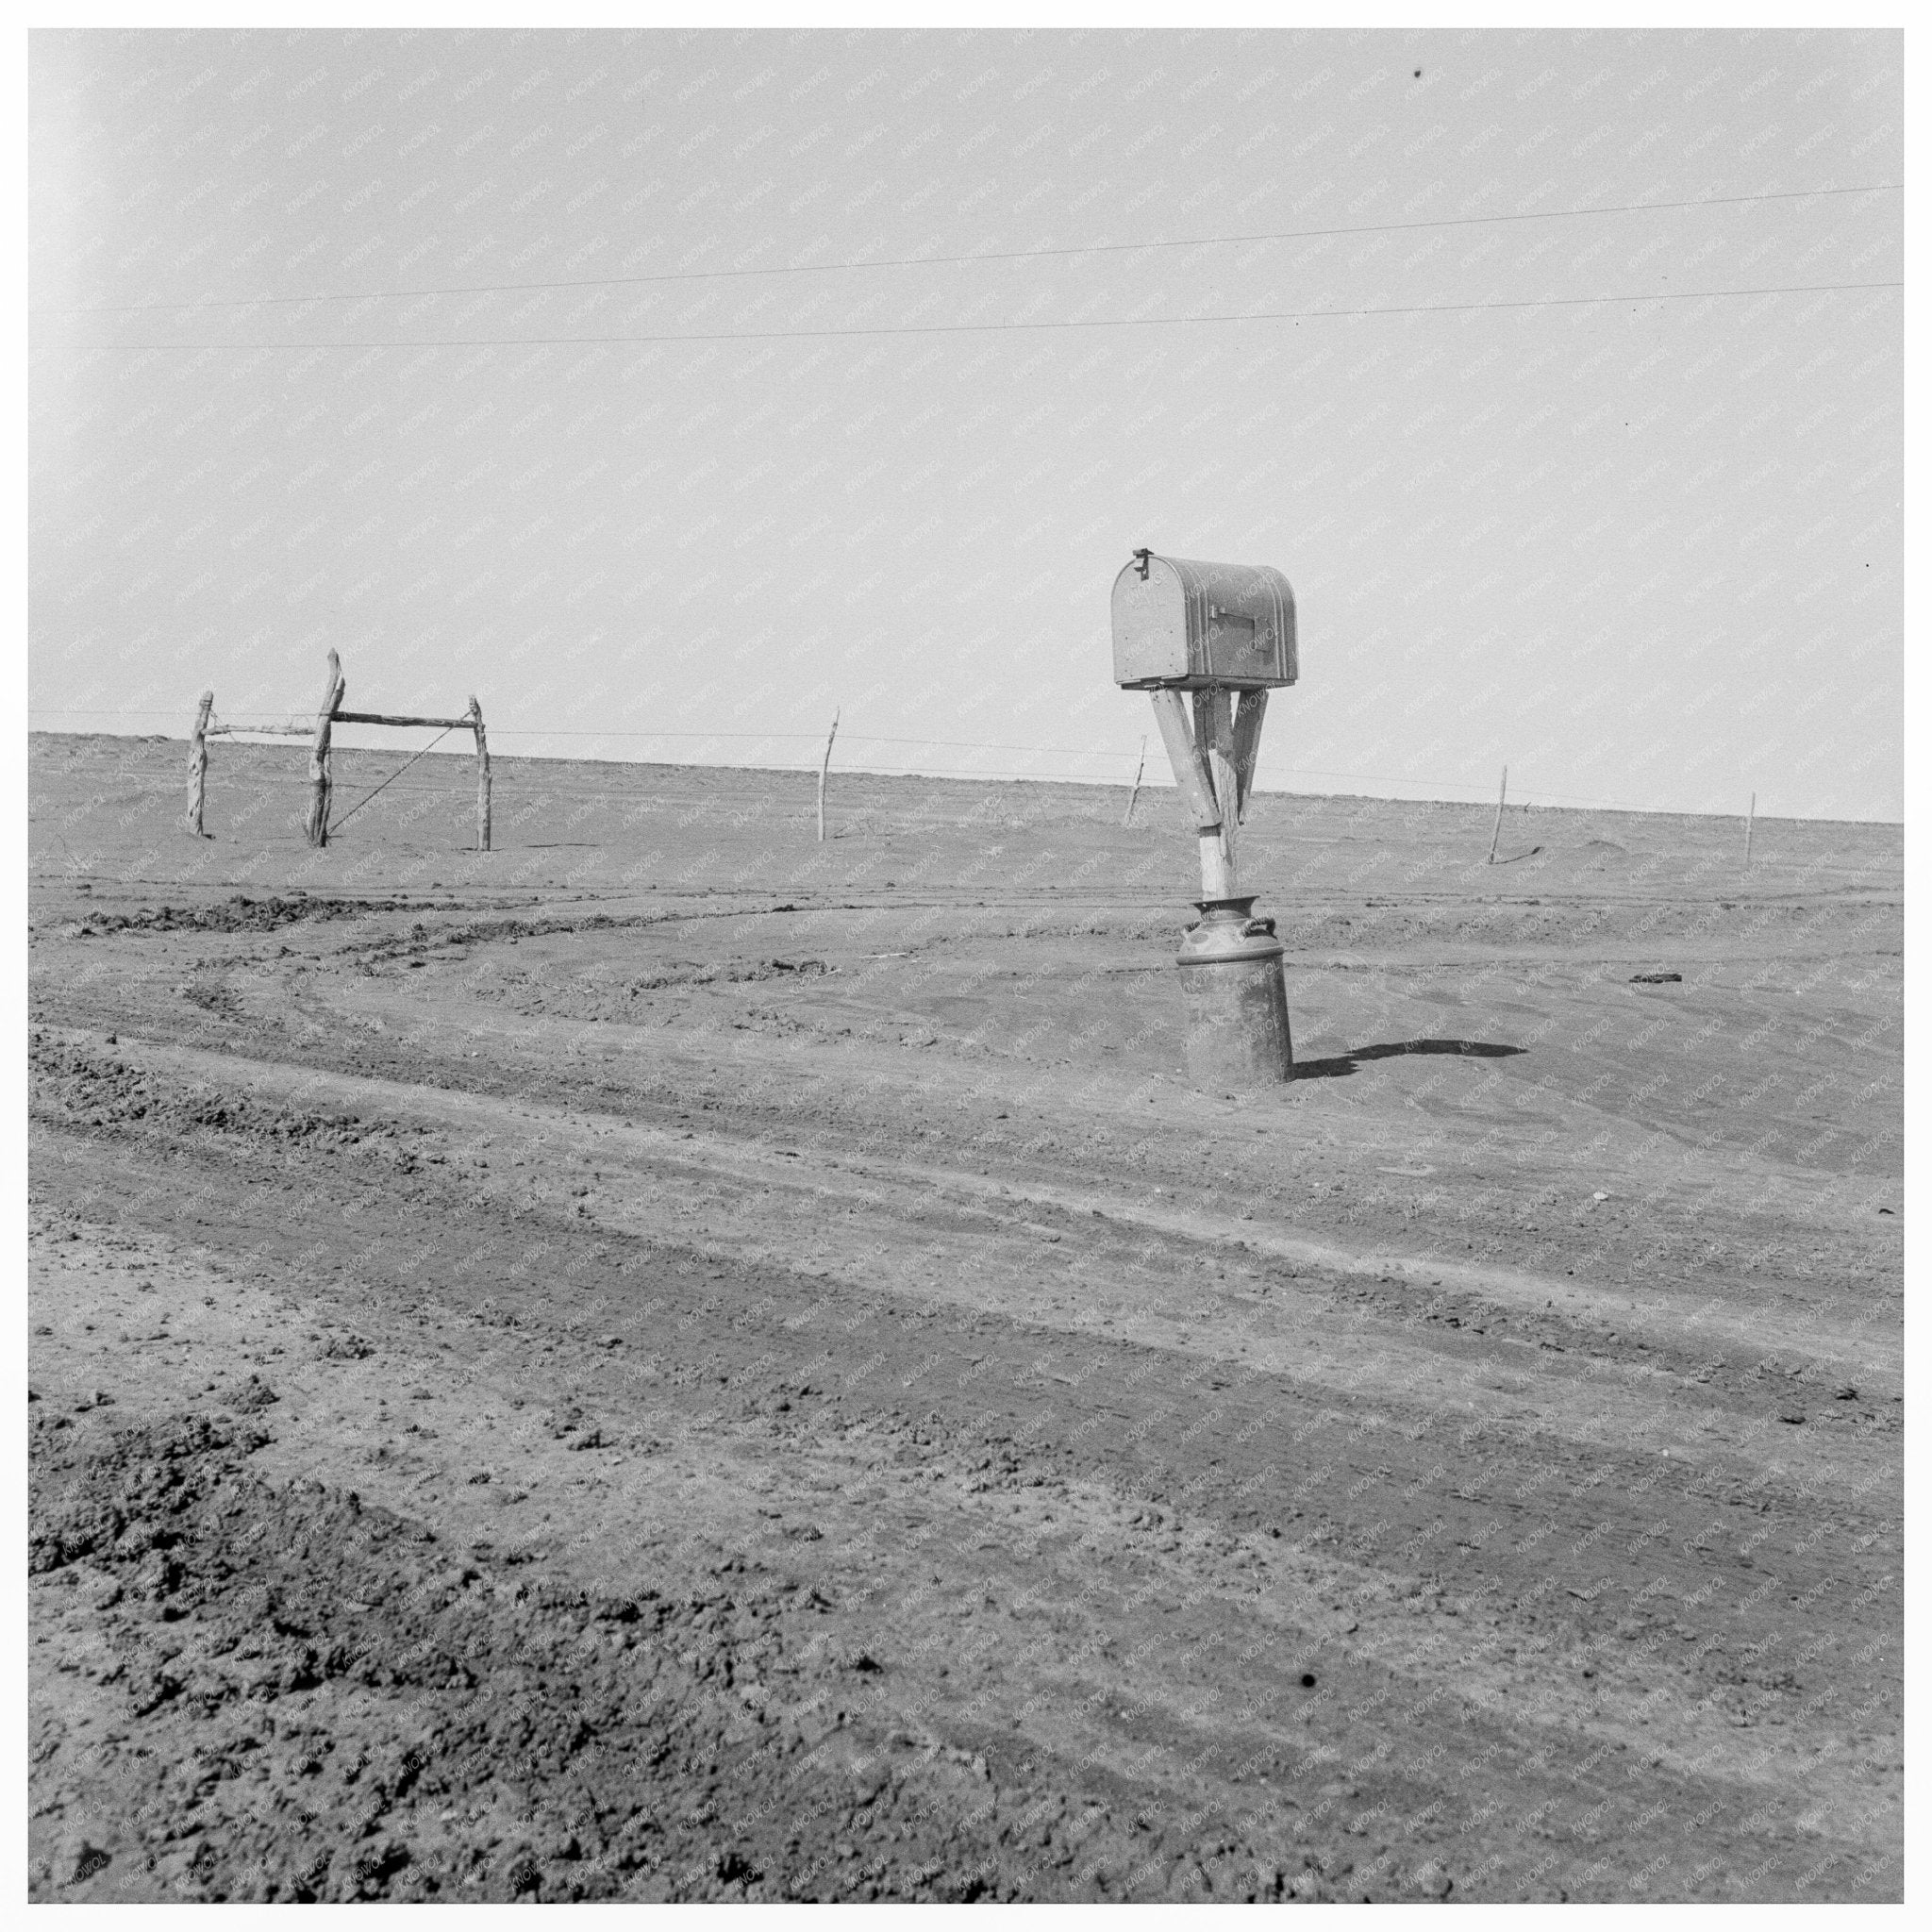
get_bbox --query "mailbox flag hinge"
[1132,547,1152,580]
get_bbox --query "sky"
[28,27,1903,820]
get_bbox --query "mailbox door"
[1111,558,1191,687]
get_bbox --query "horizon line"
[24,724,1901,829]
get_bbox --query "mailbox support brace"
[1148,689,1219,827]
[1149,687,1255,900]
[1231,690,1268,822]
[1148,688,1219,830]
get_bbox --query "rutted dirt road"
[27,735,1903,1900]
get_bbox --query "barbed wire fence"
[26,706,1791,825]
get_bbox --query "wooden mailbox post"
[1112,549,1299,1090]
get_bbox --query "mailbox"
[1111,550,1297,691]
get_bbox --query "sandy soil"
[26,732,1902,1901]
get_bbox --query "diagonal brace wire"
[328,726,458,836]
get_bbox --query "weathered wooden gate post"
[185,690,213,837]
[468,694,491,852]
[305,650,344,847]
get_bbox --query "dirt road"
[27,734,1903,1900]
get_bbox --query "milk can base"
[1178,957,1294,1091]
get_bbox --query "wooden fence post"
[817,709,839,842]
[1123,734,1147,826]
[1744,791,1755,865]
[1487,765,1507,864]
[305,650,344,847]
[185,690,213,837]
[468,695,491,852]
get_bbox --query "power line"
[50,277,1905,353]
[47,183,1901,315]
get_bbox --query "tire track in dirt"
[37,1024,1900,1396]
[28,1187,1899,1902]
[29,1049,1903,1890]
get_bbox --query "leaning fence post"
[1487,764,1507,864]
[1744,791,1756,866]
[305,650,343,847]
[185,690,213,837]
[1123,734,1147,826]
[467,695,491,852]
[817,709,839,842]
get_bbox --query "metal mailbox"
[1111,550,1297,691]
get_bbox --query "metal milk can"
[1175,895,1293,1089]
